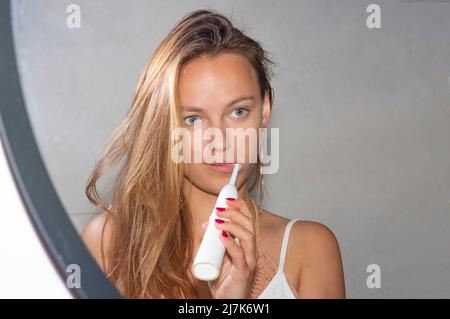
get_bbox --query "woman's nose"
[205,121,233,155]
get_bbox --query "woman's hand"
[201,198,258,299]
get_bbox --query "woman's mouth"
[207,163,236,173]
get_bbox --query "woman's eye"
[230,107,248,119]
[183,115,201,126]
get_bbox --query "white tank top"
[257,219,300,299]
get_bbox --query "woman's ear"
[261,91,271,128]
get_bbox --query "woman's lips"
[207,163,236,173]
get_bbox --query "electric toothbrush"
[192,163,240,281]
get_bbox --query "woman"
[82,9,345,299]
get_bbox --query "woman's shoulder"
[260,209,339,246]
[260,209,345,297]
[80,211,112,271]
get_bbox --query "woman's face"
[178,52,271,195]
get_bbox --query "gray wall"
[11,0,450,298]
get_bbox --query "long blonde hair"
[85,9,275,298]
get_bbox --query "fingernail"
[216,207,226,212]
[221,230,228,238]
[226,198,236,201]
[215,218,225,224]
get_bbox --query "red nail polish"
[226,198,236,201]
[216,207,226,212]
[222,230,228,238]
[215,218,225,224]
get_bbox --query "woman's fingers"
[218,228,249,274]
[224,198,251,219]
[197,199,258,272]
[214,215,253,239]
[221,199,257,267]
[214,216,257,270]
[216,200,254,236]
[201,221,251,269]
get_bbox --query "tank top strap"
[277,219,301,273]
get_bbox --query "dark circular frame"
[0,0,122,298]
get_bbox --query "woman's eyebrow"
[226,95,255,106]
[182,106,205,113]
[182,95,255,112]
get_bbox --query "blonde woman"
[82,9,345,299]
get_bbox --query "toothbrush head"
[229,163,240,185]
